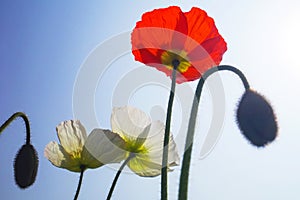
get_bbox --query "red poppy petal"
[132,27,172,54]
[184,7,219,44]
[132,6,188,54]
[205,36,227,65]
[184,7,227,69]
[131,6,227,84]
[133,6,183,49]
[132,48,162,65]
[132,48,173,80]
[187,36,226,66]
[147,65,201,84]
[135,6,187,34]
[179,67,201,83]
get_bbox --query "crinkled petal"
[136,6,187,34]
[184,7,227,66]
[185,7,218,44]
[56,120,87,155]
[132,6,187,53]
[127,154,162,177]
[131,6,227,84]
[131,7,189,75]
[111,106,151,140]
[177,66,201,83]
[44,141,81,172]
[132,124,151,149]
[132,48,163,67]
[127,121,180,177]
[82,129,126,167]
[144,121,180,167]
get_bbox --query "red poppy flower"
[131,6,227,83]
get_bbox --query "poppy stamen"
[161,50,191,73]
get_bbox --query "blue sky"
[1,0,300,199]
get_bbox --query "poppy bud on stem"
[178,65,274,200]
[14,143,38,189]
[236,89,277,147]
[0,112,39,189]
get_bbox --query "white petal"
[144,121,180,167]
[44,141,81,172]
[83,129,127,165]
[56,120,87,155]
[111,106,151,140]
[127,155,162,177]
[127,121,180,177]
[130,124,151,150]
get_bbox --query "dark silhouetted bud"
[236,89,278,147]
[14,144,38,189]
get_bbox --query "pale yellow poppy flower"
[44,120,126,172]
[111,106,180,177]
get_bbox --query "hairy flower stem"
[106,154,134,200]
[178,65,250,200]
[0,112,31,145]
[73,165,85,200]
[161,63,178,200]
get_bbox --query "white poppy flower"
[111,106,180,177]
[44,120,126,172]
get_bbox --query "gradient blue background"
[1,0,299,199]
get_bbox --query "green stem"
[161,64,178,200]
[106,154,134,200]
[0,112,31,144]
[73,166,85,200]
[178,65,250,200]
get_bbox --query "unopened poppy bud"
[236,89,278,147]
[14,144,38,189]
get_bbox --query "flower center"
[125,138,148,154]
[161,50,191,73]
[71,150,82,160]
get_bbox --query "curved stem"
[216,65,250,89]
[178,65,250,200]
[161,65,178,200]
[106,154,134,200]
[73,166,85,200]
[0,112,31,144]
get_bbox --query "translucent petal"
[144,121,180,167]
[127,121,180,177]
[131,124,151,151]
[44,141,81,172]
[127,154,162,177]
[83,129,127,166]
[56,120,87,155]
[111,106,151,140]
[131,6,227,84]
[132,7,187,58]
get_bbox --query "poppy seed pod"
[236,89,278,147]
[14,144,38,189]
